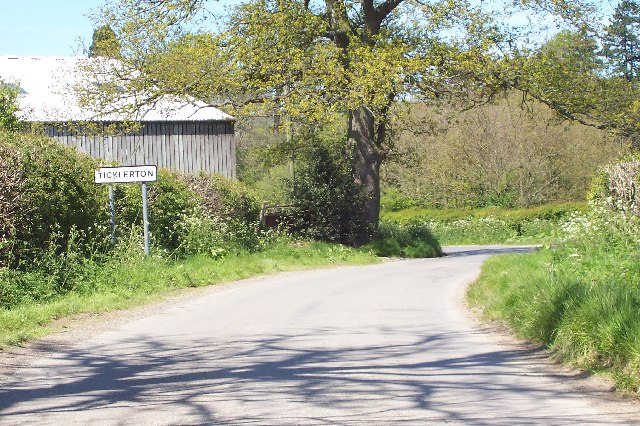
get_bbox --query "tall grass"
[468,207,640,393]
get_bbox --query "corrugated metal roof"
[0,56,234,122]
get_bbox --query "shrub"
[588,154,640,215]
[169,209,227,258]
[0,142,25,243]
[0,130,108,267]
[114,171,262,256]
[114,169,197,253]
[368,220,442,258]
[182,172,260,225]
[288,143,370,245]
[0,79,20,131]
[380,187,418,212]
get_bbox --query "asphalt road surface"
[0,246,638,425]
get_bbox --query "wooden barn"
[0,56,236,178]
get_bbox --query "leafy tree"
[602,0,640,82]
[0,79,20,131]
[89,25,122,58]
[513,26,640,142]
[84,0,595,239]
[539,30,603,75]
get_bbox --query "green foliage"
[602,0,640,82]
[468,206,640,392]
[587,154,640,214]
[87,0,597,233]
[89,25,122,58]
[380,187,418,212]
[182,172,260,225]
[0,80,20,131]
[171,210,227,258]
[384,94,628,210]
[516,22,640,140]
[367,220,442,258]
[0,143,25,249]
[540,30,603,74]
[288,142,370,245]
[383,202,587,223]
[114,169,196,253]
[0,130,108,267]
[382,202,587,245]
[113,170,264,257]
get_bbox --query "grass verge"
[0,242,379,348]
[382,202,586,245]
[468,207,640,394]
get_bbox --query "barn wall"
[45,121,236,179]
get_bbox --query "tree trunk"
[349,107,382,241]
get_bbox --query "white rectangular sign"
[95,165,158,184]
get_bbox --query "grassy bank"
[381,202,586,245]
[468,207,640,394]
[0,241,379,347]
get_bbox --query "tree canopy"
[512,13,640,141]
[89,25,122,58]
[602,0,640,82]
[85,0,603,239]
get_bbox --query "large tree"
[84,0,594,240]
[602,0,640,82]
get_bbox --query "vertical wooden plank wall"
[47,121,236,178]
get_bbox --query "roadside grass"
[380,202,586,245]
[0,242,379,348]
[467,208,640,394]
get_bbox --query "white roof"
[0,56,233,122]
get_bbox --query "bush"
[0,79,20,131]
[0,142,25,242]
[182,172,260,225]
[380,187,418,212]
[588,154,640,215]
[114,169,197,253]
[288,143,370,245]
[113,171,263,256]
[0,130,108,267]
[368,220,442,258]
[181,172,264,253]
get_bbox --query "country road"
[0,246,638,425]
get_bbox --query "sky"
[0,0,106,57]
[0,0,620,58]
[0,0,240,57]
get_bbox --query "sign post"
[95,165,158,256]
[108,184,116,244]
[142,181,150,256]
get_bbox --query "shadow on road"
[0,325,625,424]
[444,246,540,258]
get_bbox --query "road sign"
[94,165,157,184]
[94,165,157,256]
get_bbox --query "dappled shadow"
[444,246,539,258]
[0,324,628,425]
